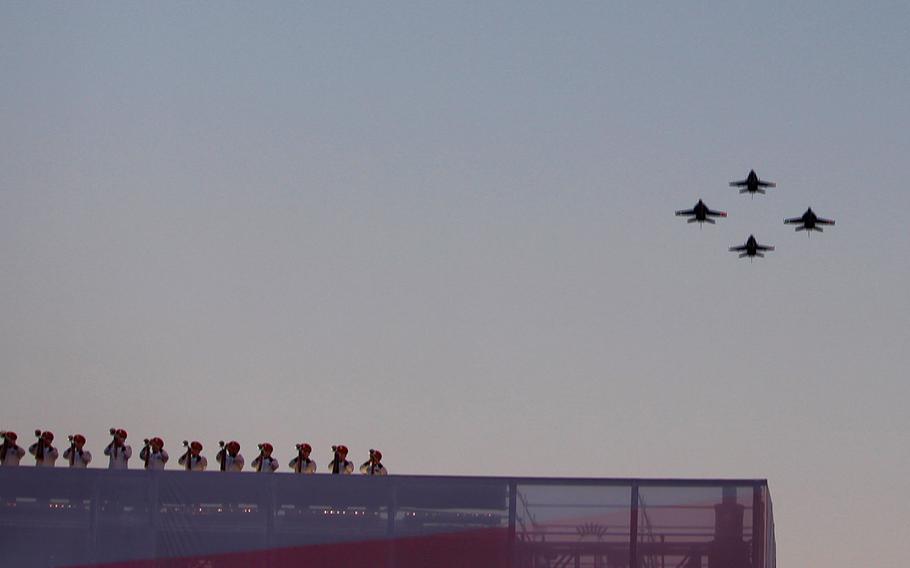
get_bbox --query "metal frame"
[0,469,772,568]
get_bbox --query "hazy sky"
[2,2,909,566]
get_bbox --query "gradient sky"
[2,3,909,567]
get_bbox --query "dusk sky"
[2,3,909,567]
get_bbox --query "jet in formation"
[729,235,774,260]
[784,208,835,233]
[729,170,776,196]
[675,199,727,225]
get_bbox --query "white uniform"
[178,454,207,471]
[216,452,244,472]
[251,455,279,473]
[139,447,169,470]
[28,443,59,467]
[62,448,92,468]
[289,456,317,474]
[0,444,26,466]
[328,459,354,475]
[359,462,389,476]
[104,444,133,469]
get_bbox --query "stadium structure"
[0,468,775,567]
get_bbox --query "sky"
[2,2,909,566]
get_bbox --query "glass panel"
[272,475,391,546]
[637,484,755,568]
[516,483,632,568]
[393,477,509,536]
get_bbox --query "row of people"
[0,430,388,475]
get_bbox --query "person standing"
[29,430,59,467]
[216,440,244,472]
[178,441,207,471]
[63,434,92,468]
[140,437,169,470]
[359,449,388,476]
[0,431,26,467]
[251,443,279,473]
[289,443,316,474]
[328,445,354,475]
[104,428,132,470]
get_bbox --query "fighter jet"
[729,169,776,196]
[675,199,727,226]
[729,235,774,260]
[784,207,835,233]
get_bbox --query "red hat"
[298,443,312,453]
[190,441,203,452]
[336,445,349,455]
[371,449,382,461]
[116,429,128,439]
[260,442,273,454]
[73,434,86,446]
[227,441,240,453]
[41,431,54,443]
[150,437,164,448]
[3,431,17,442]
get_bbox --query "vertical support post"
[387,479,397,568]
[89,472,100,565]
[150,473,160,561]
[629,483,640,568]
[266,476,276,568]
[508,480,517,568]
[387,480,397,536]
[752,484,764,568]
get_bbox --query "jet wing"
[729,245,748,252]
[729,180,748,187]
[756,244,775,251]
[705,208,727,217]
[816,217,835,225]
[675,209,696,216]
[784,217,803,224]
[757,180,776,187]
